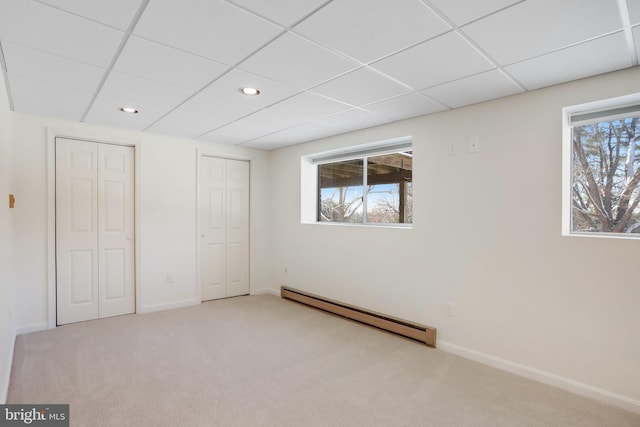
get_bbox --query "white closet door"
[225,160,249,297]
[56,139,99,325]
[56,138,135,325]
[98,143,135,319]
[200,157,227,301]
[199,157,249,301]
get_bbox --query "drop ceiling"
[0,0,638,150]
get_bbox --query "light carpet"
[8,295,640,426]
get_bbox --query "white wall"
[268,67,640,410]
[0,70,16,402]
[9,114,271,331]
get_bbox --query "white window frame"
[562,92,640,239]
[301,136,413,227]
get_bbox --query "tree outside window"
[571,114,640,234]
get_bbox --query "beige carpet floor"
[7,294,640,426]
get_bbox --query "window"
[311,139,412,225]
[563,94,640,237]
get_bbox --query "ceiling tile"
[237,92,351,131]
[294,0,450,63]
[422,70,523,108]
[8,74,92,120]
[364,93,447,121]
[84,110,154,131]
[85,71,192,130]
[200,121,273,143]
[133,0,282,65]
[505,33,634,90]
[197,134,246,145]
[0,0,123,67]
[36,0,144,30]
[371,32,494,90]
[242,121,339,149]
[629,1,640,25]
[317,108,392,131]
[199,69,299,109]
[229,0,329,27]
[113,36,229,91]
[145,121,203,139]
[226,109,285,133]
[238,139,289,151]
[2,41,104,92]
[147,92,259,138]
[463,0,623,65]
[429,0,521,26]
[309,67,411,107]
[238,32,358,89]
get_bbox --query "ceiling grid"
[0,0,637,150]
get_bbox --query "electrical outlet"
[448,144,456,156]
[446,303,454,317]
[284,267,288,275]
[166,274,174,284]
[469,140,480,153]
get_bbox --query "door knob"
[127,235,133,240]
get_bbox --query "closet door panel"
[56,138,99,325]
[199,157,227,301]
[225,160,249,298]
[98,143,135,318]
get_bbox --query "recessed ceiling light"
[120,106,139,114]
[240,87,260,96]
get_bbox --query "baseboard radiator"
[281,286,436,347]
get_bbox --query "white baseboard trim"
[437,340,640,414]
[16,322,48,335]
[251,288,280,297]
[138,298,200,314]
[1,326,16,404]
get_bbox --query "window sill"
[562,231,640,240]
[301,221,412,230]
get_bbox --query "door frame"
[46,128,141,329]
[195,149,251,303]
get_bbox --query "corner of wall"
[0,324,16,403]
[250,288,280,297]
[0,52,17,405]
